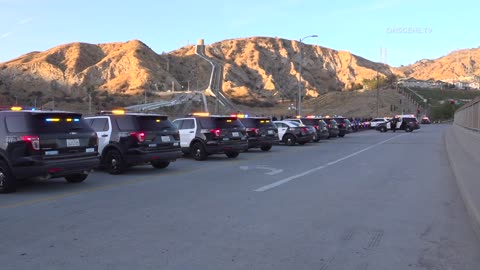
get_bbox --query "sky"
[0,0,478,67]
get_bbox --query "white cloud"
[0,32,12,39]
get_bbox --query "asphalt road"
[1,125,479,270]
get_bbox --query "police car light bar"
[192,112,210,117]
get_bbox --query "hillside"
[0,37,398,109]
[397,47,480,80]
[0,37,478,116]
[203,37,396,101]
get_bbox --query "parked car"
[284,116,330,141]
[421,116,431,124]
[172,113,248,160]
[85,110,182,174]
[370,117,390,128]
[376,115,420,132]
[333,117,353,137]
[237,115,278,151]
[0,108,99,193]
[320,118,340,138]
[272,120,315,146]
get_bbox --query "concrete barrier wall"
[446,97,480,237]
[454,96,480,131]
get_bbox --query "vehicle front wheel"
[0,161,16,193]
[380,126,387,132]
[104,149,125,174]
[283,134,296,146]
[338,134,345,137]
[260,145,272,152]
[65,174,88,183]
[191,142,207,161]
[151,161,170,169]
[225,151,239,158]
[405,127,412,132]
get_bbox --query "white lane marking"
[257,166,283,175]
[254,134,406,192]
[239,165,283,175]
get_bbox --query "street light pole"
[297,34,318,116]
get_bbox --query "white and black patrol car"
[376,115,420,133]
[172,113,248,160]
[272,120,315,145]
[85,110,182,174]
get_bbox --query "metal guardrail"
[454,96,480,132]
[195,45,236,111]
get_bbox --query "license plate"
[268,130,274,134]
[85,148,95,153]
[223,137,230,141]
[66,138,80,147]
[161,136,171,142]
[45,150,58,155]
[232,132,240,137]
[149,144,157,148]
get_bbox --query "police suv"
[376,115,420,132]
[0,107,99,193]
[172,113,248,160]
[85,110,182,174]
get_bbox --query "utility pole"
[144,86,147,104]
[297,35,318,116]
[376,71,379,117]
[88,93,92,114]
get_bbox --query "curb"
[444,126,480,240]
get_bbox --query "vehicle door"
[274,122,288,140]
[397,118,403,129]
[88,117,111,153]
[176,118,196,148]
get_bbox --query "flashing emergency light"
[112,109,125,115]
[230,114,248,118]
[46,118,60,122]
[192,112,210,117]
[11,106,22,111]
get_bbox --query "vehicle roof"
[273,120,300,126]
[0,110,81,114]
[92,112,168,117]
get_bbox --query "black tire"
[0,160,16,194]
[313,138,320,142]
[283,134,296,146]
[151,161,170,169]
[380,126,387,133]
[405,127,412,132]
[65,174,88,183]
[338,134,345,137]
[225,151,239,158]
[104,149,125,174]
[260,145,272,152]
[191,142,207,161]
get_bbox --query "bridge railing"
[454,96,480,132]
